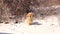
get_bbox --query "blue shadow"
[32,22,42,25]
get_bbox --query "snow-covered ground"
[0,15,60,34]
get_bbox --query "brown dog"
[26,12,34,25]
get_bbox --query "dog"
[26,12,34,25]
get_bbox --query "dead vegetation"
[0,0,60,23]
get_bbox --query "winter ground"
[0,15,60,34]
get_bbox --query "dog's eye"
[30,16,31,17]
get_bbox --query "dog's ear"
[26,13,29,17]
[26,13,30,17]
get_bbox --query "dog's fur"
[26,12,34,25]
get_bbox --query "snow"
[0,15,60,34]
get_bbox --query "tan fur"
[26,12,34,25]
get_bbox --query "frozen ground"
[0,15,60,34]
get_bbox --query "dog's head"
[27,12,34,18]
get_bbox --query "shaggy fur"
[26,12,34,25]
